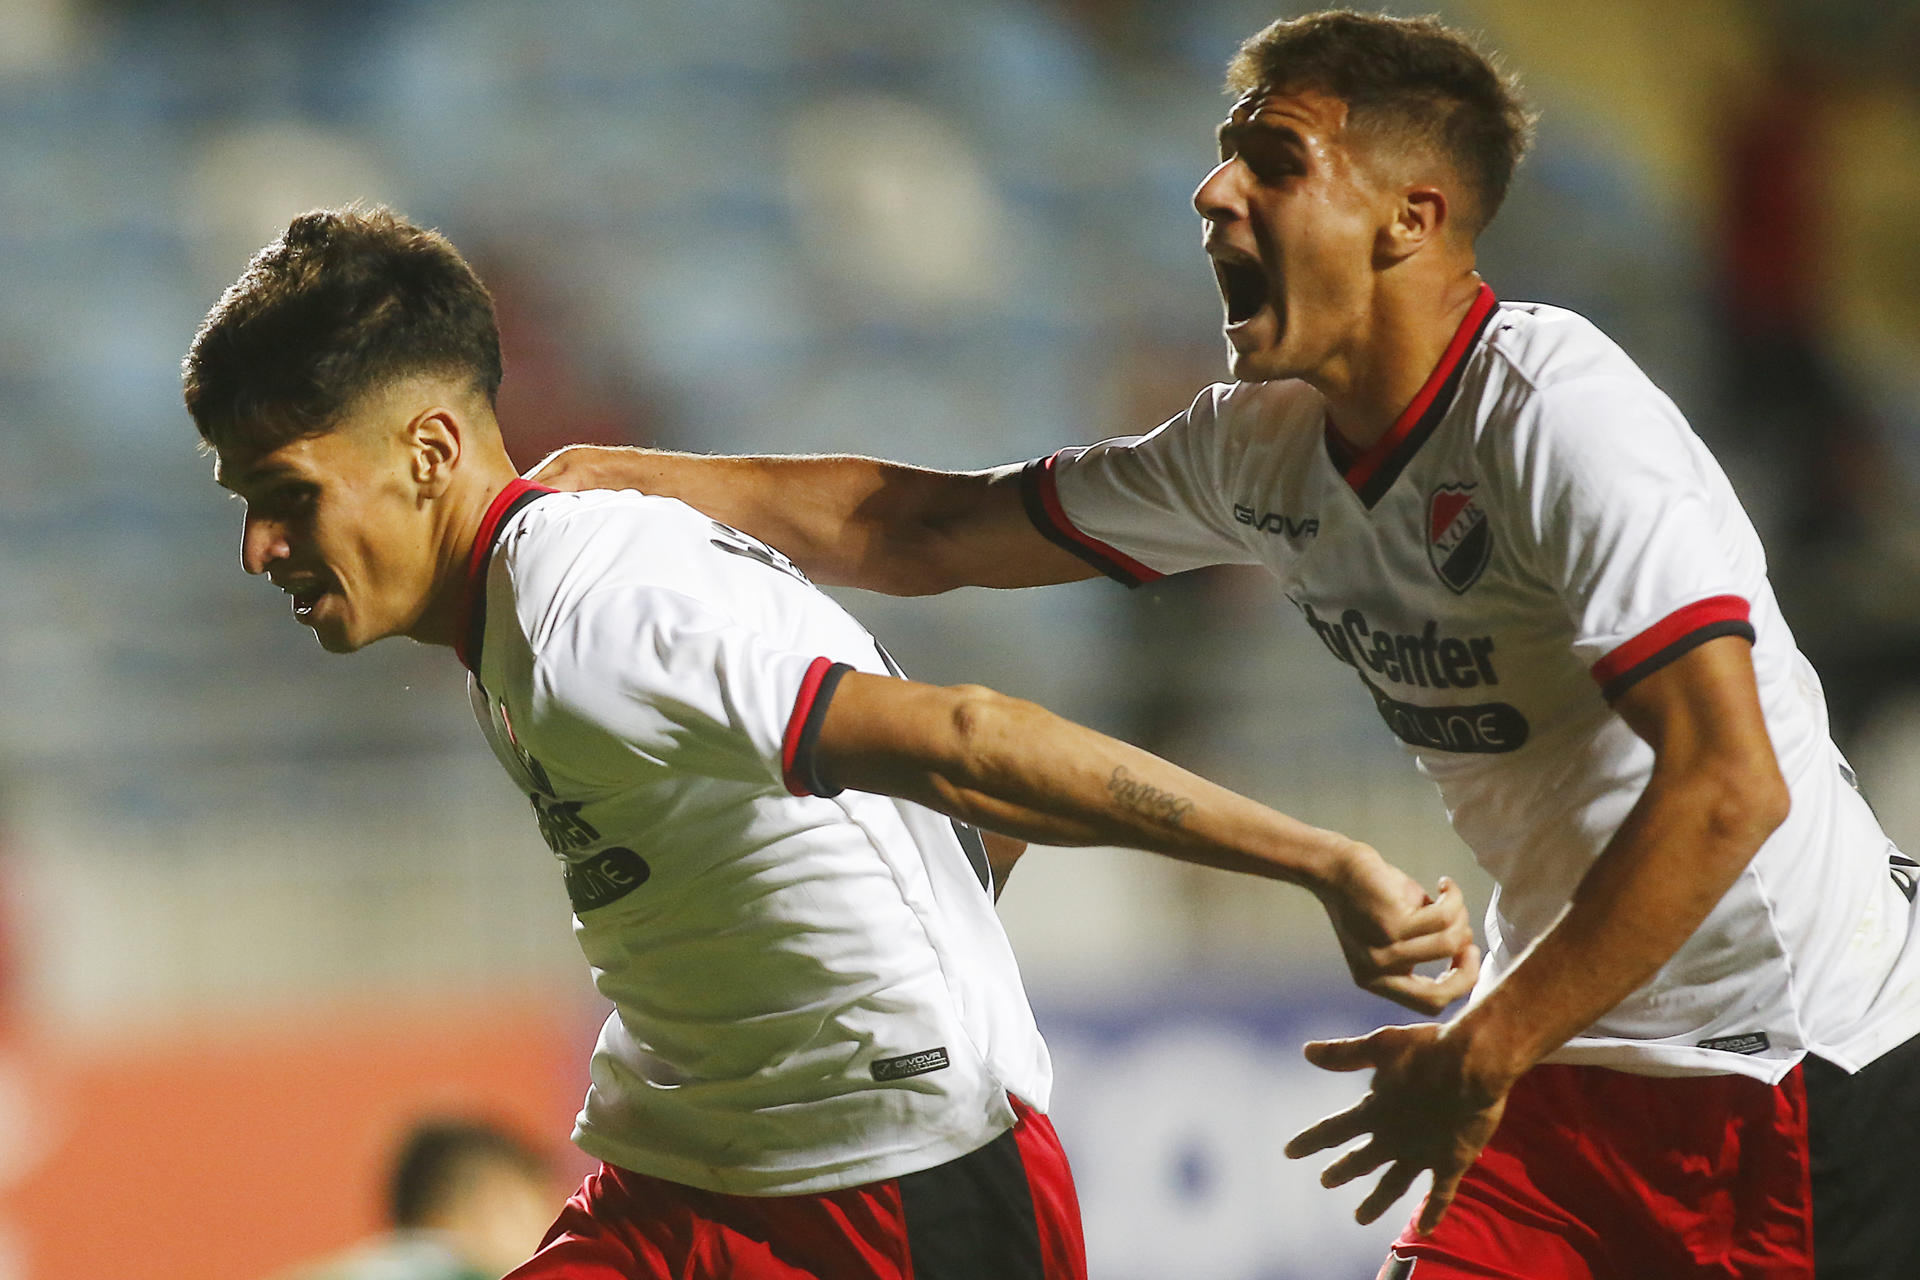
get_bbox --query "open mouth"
[1214,255,1269,325]
[278,574,338,621]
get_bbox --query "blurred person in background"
[183,207,1474,1280]
[1712,30,1914,746]
[538,11,1920,1279]
[275,1118,555,1280]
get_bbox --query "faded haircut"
[1227,11,1534,235]
[183,205,502,456]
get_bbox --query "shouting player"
[538,12,1920,1279]
[183,207,1476,1280]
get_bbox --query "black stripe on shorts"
[898,1125,1044,1280]
[1807,1029,1920,1278]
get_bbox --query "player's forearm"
[1445,761,1788,1090]
[832,682,1359,894]
[532,445,990,594]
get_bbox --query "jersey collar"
[1326,283,1499,509]
[456,477,557,675]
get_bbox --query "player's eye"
[1239,136,1298,182]
[1216,121,1258,165]
[264,483,318,516]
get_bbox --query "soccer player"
[184,207,1476,1280]
[275,1118,556,1280]
[536,12,1920,1278]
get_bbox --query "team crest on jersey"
[1427,483,1491,594]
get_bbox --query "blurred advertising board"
[1039,980,1412,1280]
[0,996,595,1280]
[0,980,1409,1280]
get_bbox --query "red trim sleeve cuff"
[1590,595,1755,701]
[1018,453,1163,588]
[782,657,853,796]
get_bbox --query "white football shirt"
[457,480,1051,1194]
[1023,286,1920,1082]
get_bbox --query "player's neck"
[1316,270,1485,453]
[407,457,524,651]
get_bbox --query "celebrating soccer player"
[539,11,1920,1278]
[183,205,1474,1280]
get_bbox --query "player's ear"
[1376,184,1447,266]
[406,407,462,498]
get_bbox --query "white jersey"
[457,480,1051,1194]
[1023,286,1920,1082]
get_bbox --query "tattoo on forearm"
[1107,766,1195,828]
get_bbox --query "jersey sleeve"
[538,583,855,798]
[1017,384,1265,584]
[1502,375,1756,700]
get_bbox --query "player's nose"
[240,510,288,576]
[1192,159,1243,222]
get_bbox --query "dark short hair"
[1227,11,1534,235]
[387,1117,549,1229]
[182,206,503,456]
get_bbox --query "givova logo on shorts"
[1428,482,1491,594]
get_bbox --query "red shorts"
[506,1097,1085,1280]
[1379,1031,1920,1279]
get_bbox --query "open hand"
[1284,1022,1509,1234]
[1319,849,1480,1014]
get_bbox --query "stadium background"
[1,0,1917,1276]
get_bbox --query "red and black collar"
[455,477,557,674]
[1327,283,1499,509]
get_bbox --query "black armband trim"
[782,659,854,796]
[1599,620,1755,702]
[1017,455,1161,588]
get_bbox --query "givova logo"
[1427,483,1491,594]
[1233,503,1318,539]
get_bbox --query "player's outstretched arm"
[531,447,1096,595]
[1285,634,1789,1234]
[811,671,1479,1015]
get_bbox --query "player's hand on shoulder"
[527,444,639,491]
[1284,1021,1509,1235]
[1317,849,1480,1015]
